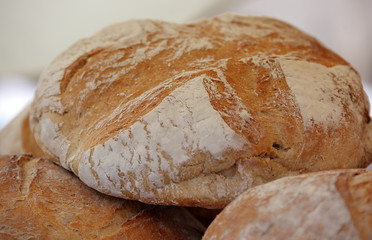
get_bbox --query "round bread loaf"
[0,155,204,239]
[30,14,372,207]
[203,169,372,240]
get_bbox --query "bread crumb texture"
[29,13,372,207]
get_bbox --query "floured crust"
[203,169,372,240]
[30,13,372,207]
[0,155,204,239]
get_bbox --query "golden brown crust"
[203,169,371,240]
[0,155,204,239]
[336,170,372,240]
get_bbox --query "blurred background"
[1,0,371,129]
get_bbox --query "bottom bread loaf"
[203,169,372,240]
[0,155,205,240]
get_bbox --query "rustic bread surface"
[203,169,372,240]
[30,14,372,207]
[0,155,204,239]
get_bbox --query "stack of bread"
[0,14,371,239]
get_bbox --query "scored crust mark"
[60,49,104,96]
[0,155,39,199]
[16,155,38,196]
[58,43,208,161]
[200,60,260,146]
[77,76,248,203]
[233,56,304,152]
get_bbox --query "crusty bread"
[0,106,44,157]
[203,169,372,240]
[0,155,204,239]
[29,13,372,207]
[0,106,29,155]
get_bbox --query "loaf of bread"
[0,106,44,157]
[29,13,372,207]
[203,169,372,240]
[0,155,204,239]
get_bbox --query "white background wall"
[0,0,223,76]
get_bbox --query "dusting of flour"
[78,77,246,197]
[213,171,359,240]
[280,59,361,128]
[246,54,363,129]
